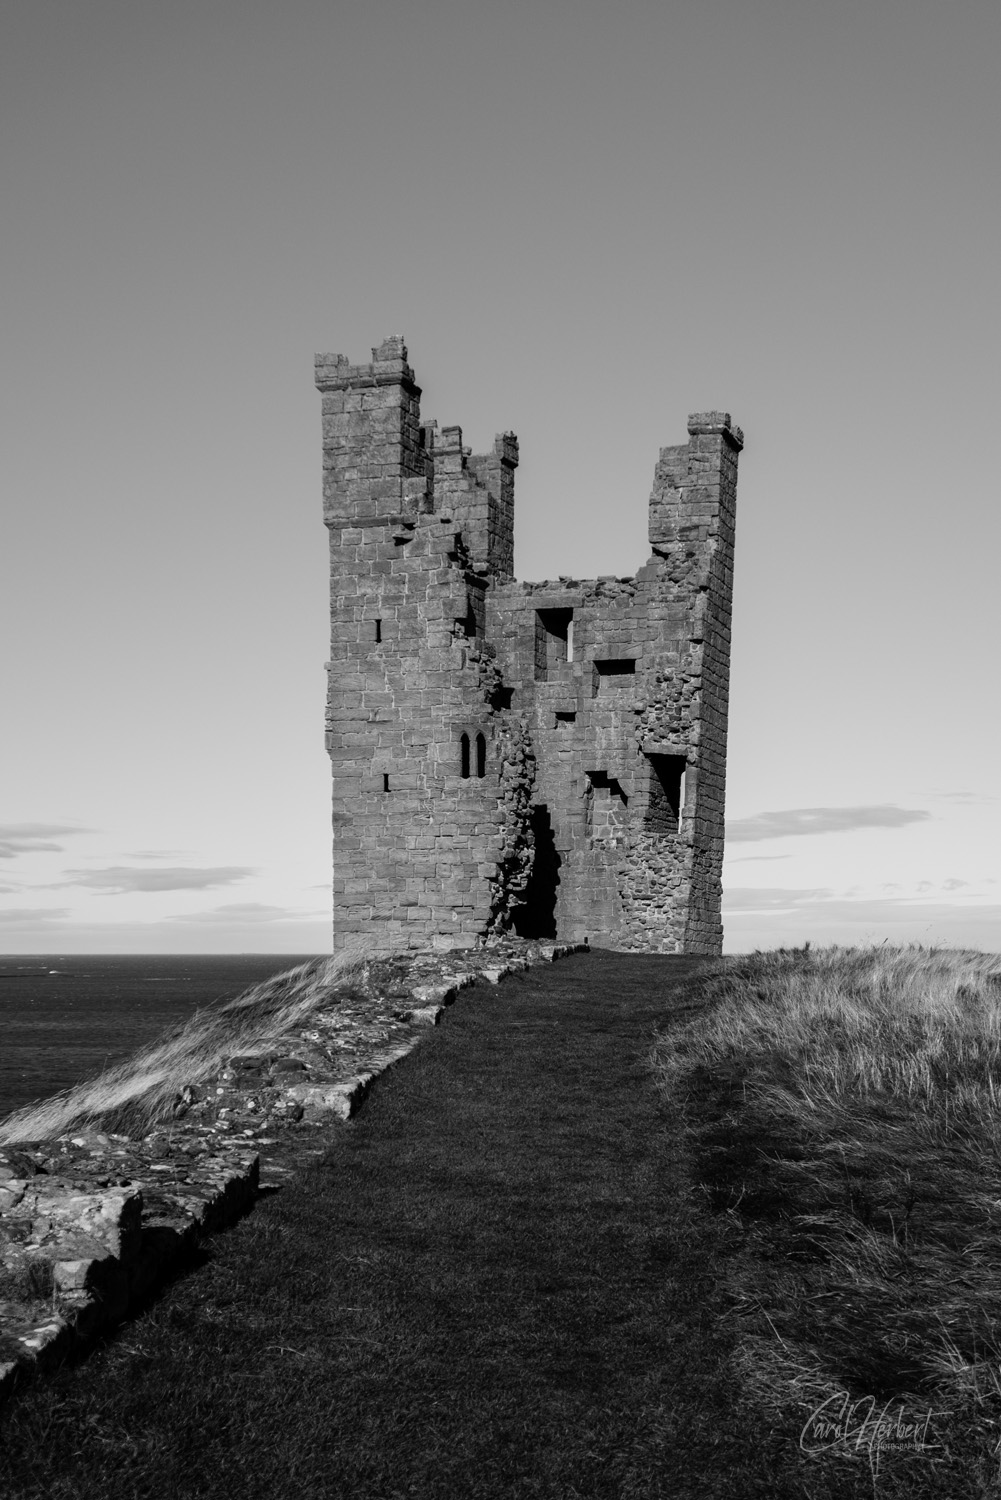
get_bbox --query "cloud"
[722,897,1001,955]
[723,887,997,918]
[727,854,791,864]
[0,824,91,837]
[0,907,70,924]
[923,791,995,805]
[165,902,312,925]
[727,805,932,843]
[723,888,834,913]
[60,866,254,893]
[0,823,92,859]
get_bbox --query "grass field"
[652,943,1001,1495]
[3,944,1001,1497]
[0,950,784,1500]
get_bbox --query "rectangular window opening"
[555,711,576,728]
[586,770,628,843]
[534,608,574,680]
[592,658,636,696]
[375,618,382,643]
[645,754,686,835]
[383,773,391,793]
[588,770,628,804]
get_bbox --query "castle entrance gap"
[513,805,561,939]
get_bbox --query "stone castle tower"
[316,336,742,953]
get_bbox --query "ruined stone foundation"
[316,336,742,954]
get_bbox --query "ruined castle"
[316,337,742,954]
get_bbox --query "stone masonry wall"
[316,337,742,954]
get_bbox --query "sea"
[0,954,323,1121]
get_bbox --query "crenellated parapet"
[315,336,429,529]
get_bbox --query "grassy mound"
[652,944,1001,1492]
[0,940,378,1145]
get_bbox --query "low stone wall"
[0,939,584,1411]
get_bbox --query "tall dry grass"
[0,938,384,1146]
[652,944,1001,1492]
[656,944,1001,1115]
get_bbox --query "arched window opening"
[460,733,470,779]
[475,732,487,779]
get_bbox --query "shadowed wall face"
[317,338,741,953]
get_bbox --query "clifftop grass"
[6,944,1001,1496]
[652,944,1001,1494]
[0,940,380,1146]
[1,951,768,1500]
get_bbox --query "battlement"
[687,411,744,449]
[314,335,419,393]
[317,338,742,954]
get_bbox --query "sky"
[2,0,999,954]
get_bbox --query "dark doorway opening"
[512,805,562,939]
